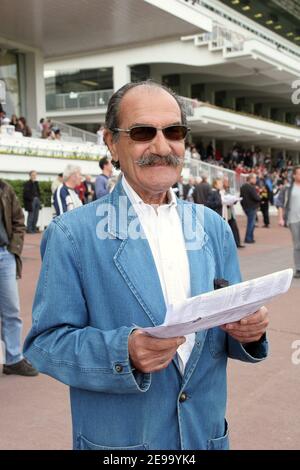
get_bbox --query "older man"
[53,165,82,216]
[24,81,268,450]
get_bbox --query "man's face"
[31,172,37,181]
[104,161,113,176]
[70,171,82,187]
[105,86,185,197]
[294,169,300,184]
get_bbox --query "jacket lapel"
[107,181,166,327]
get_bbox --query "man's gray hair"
[63,164,81,182]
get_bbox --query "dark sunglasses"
[112,124,190,142]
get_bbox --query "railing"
[46,89,113,112]
[181,97,202,117]
[51,120,98,144]
[0,133,105,160]
[205,24,244,52]
[180,96,300,130]
[179,0,300,59]
[185,157,238,193]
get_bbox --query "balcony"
[46,89,114,112]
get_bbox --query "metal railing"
[205,24,244,52]
[46,89,113,111]
[181,97,202,117]
[179,0,300,59]
[51,120,98,144]
[185,157,238,193]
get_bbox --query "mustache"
[136,153,184,168]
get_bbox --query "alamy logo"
[291,339,300,365]
[291,79,300,105]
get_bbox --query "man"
[51,173,63,196]
[222,177,244,249]
[95,156,113,199]
[53,165,83,216]
[240,174,261,243]
[23,171,41,234]
[172,175,189,200]
[277,166,300,278]
[83,175,95,204]
[0,180,38,376]
[192,173,211,205]
[24,81,268,450]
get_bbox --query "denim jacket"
[24,180,268,450]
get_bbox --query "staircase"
[181,23,245,58]
[51,120,98,144]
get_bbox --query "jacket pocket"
[77,434,148,450]
[208,327,227,358]
[207,420,229,450]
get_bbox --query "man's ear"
[103,129,119,166]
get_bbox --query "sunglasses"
[112,124,190,142]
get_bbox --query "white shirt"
[122,176,195,373]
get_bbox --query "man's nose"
[148,129,172,155]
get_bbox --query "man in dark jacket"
[23,171,41,233]
[193,174,212,205]
[0,180,38,376]
[240,174,261,243]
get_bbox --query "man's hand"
[128,330,186,373]
[220,306,269,344]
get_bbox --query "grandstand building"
[1,0,300,180]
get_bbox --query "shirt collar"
[122,175,177,208]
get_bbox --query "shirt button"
[115,364,123,373]
[179,392,187,403]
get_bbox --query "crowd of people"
[0,105,62,140]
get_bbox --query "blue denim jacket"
[24,180,268,450]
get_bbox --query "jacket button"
[115,364,123,373]
[179,392,187,403]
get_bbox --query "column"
[25,50,46,129]
[113,63,131,91]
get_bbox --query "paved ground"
[0,214,299,450]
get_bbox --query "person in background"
[23,171,41,234]
[259,184,270,228]
[0,179,38,376]
[75,176,86,205]
[10,114,18,127]
[172,175,189,200]
[51,173,63,196]
[83,175,96,204]
[97,124,105,146]
[222,177,244,248]
[38,118,45,136]
[95,157,113,199]
[16,117,32,137]
[206,178,223,216]
[53,165,83,215]
[192,173,211,205]
[53,128,61,140]
[240,174,261,244]
[277,166,300,278]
